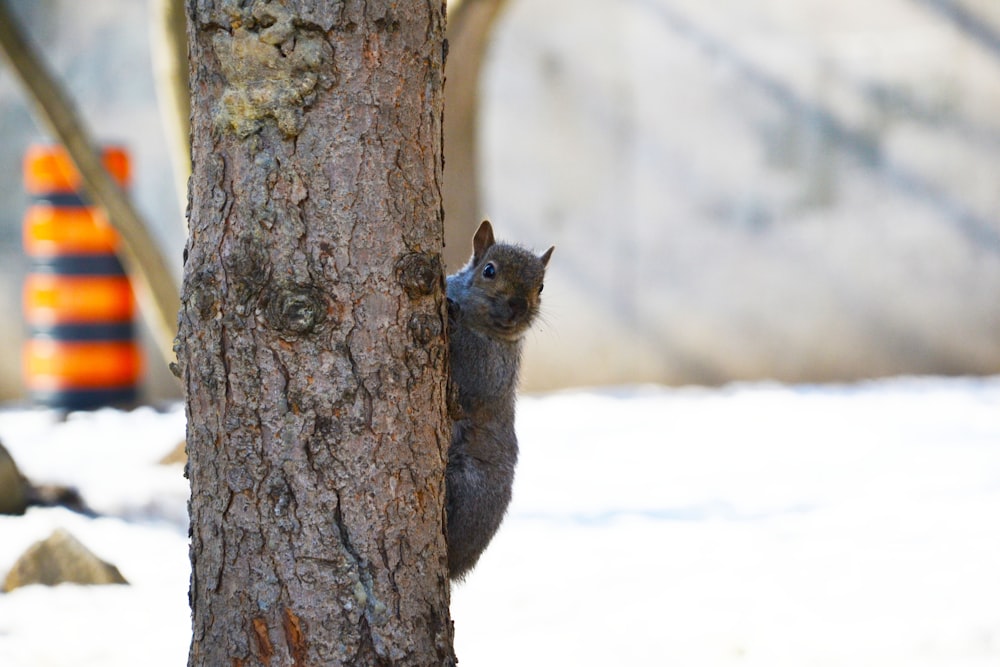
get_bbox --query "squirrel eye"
[538,283,544,294]
[482,262,496,279]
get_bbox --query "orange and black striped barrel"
[22,145,142,409]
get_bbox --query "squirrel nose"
[507,296,528,319]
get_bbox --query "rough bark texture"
[177,1,454,665]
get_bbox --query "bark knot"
[263,284,329,338]
[408,313,442,346]
[395,252,442,299]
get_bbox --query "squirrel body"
[445,220,553,580]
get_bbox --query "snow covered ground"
[0,376,998,666]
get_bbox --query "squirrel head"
[459,220,554,341]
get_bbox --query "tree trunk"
[177,1,454,665]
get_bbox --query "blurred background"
[487,0,1000,390]
[0,0,184,404]
[1,0,999,402]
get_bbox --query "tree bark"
[177,1,454,665]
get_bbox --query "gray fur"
[445,221,553,579]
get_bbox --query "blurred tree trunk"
[150,0,191,218]
[442,0,510,271]
[177,1,454,665]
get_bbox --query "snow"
[1,377,999,666]
[0,406,190,667]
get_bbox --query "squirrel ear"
[539,246,554,268]
[472,220,495,264]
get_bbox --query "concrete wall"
[481,0,1000,389]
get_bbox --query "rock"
[0,441,92,516]
[25,484,93,516]
[0,442,30,515]
[2,529,128,592]
[158,439,187,465]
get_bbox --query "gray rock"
[0,442,30,516]
[2,529,128,592]
[158,439,187,466]
[0,442,92,516]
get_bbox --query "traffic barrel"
[22,145,142,409]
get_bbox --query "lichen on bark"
[212,1,336,138]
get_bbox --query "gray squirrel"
[445,220,553,580]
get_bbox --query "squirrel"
[444,220,554,580]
